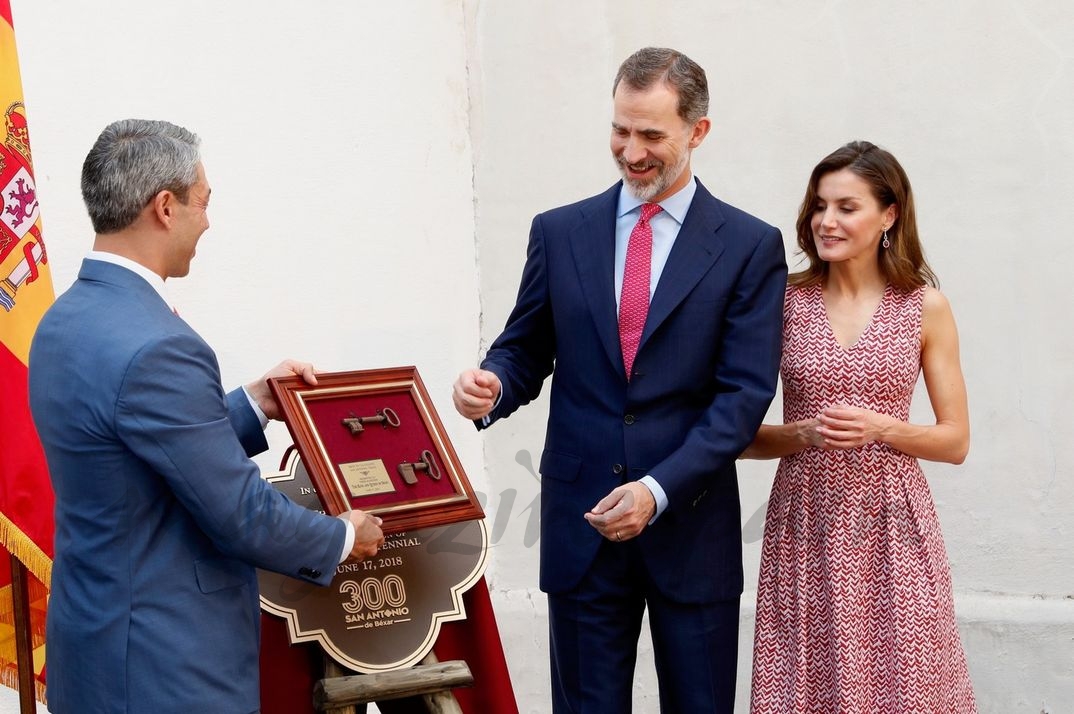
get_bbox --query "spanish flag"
[0,0,52,701]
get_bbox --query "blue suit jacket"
[481,180,787,602]
[29,259,346,714]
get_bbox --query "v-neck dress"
[750,283,977,713]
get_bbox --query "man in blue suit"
[29,119,384,713]
[453,48,787,712]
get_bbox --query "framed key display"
[269,366,484,535]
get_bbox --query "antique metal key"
[397,449,441,485]
[341,407,401,435]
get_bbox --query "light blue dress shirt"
[615,177,698,520]
[483,178,697,520]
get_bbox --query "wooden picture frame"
[269,366,484,534]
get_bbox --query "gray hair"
[612,47,709,124]
[81,119,201,234]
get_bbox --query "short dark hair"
[612,47,709,124]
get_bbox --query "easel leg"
[322,656,360,714]
[417,653,463,714]
[10,554,37,714]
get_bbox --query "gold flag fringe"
[0,513,51,588]
[0,665,45,704]
[0,513,50,705]
[0,666,46,705]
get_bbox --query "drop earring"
[882,228,891,249]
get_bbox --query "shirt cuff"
[639,475,668,523]
[242,386,270,429]
[337,515,356,563]
[480,387,503,427]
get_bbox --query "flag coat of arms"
[0,0,53,701]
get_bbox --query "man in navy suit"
[29,119,384,714]
[453,48,787,712]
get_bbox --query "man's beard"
[615,149,689,202]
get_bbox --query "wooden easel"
[317,652,473,714]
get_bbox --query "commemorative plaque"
[259,449,489,673]
[269,366,484,534]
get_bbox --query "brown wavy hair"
[790,141,938,290]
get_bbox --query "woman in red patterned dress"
[744,141,977,712]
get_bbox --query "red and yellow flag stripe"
[0,0,53,700]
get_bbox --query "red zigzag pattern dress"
[750,283,977,713]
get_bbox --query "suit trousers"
[547,538,740,713]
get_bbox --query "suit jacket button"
[299,567,320,578]
[612,463,624,475]
[623,414,635,425]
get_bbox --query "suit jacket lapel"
[640,180,727,349]
[567,184,624,377]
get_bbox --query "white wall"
[6,0,481,711]
[466,2,1074,713]
[6,1,1073,712]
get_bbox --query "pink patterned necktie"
[619,202,662,380]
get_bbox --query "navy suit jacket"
[481,179,786,602]
[29,259,346,714]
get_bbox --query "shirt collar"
[86,251,172,308]
[616,174,697,225]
